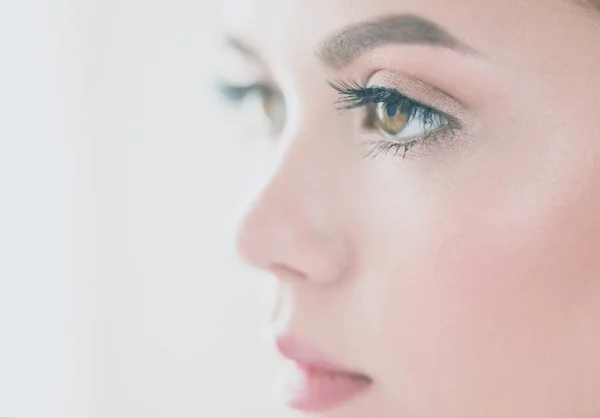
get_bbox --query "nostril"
[268,263,308,282]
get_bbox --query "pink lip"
[275,335,372,413]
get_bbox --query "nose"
[232,134,351,286]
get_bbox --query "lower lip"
[276,362,372,413]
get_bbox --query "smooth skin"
[220,0,600,416]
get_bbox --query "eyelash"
[217,82,275,103]
[328,79,457,159]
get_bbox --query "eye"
[369,100,449,140]
[329,79,457,158]
[217,81,286,134]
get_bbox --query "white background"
[0,1,293,417]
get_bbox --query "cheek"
[432,229,567,350]
[361,218,594,416]
[358,148,600,413]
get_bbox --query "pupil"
[386,104,398,117]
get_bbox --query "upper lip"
[276,335,371,378]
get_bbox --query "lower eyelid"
[360,120,460,158]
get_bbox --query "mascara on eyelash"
[327,78,449,129]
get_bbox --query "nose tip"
[232,199,349,286]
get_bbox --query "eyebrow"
[318,14,481,69]
[225,36,260,62]
[578,0,600,13]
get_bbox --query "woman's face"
[221,0,600,416]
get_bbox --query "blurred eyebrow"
[225,36,260,62]
[577,0,600,13]
[318,14,482,69]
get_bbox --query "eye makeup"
[328,70,470,159]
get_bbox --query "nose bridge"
[233,121,351,285]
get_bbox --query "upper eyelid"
[217,81,273,100]
[330,82,449,115]
[364,87,443,113]
[366,70,469,113]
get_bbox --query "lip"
[275,335,372,413]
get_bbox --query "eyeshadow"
[367,70,468,120]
